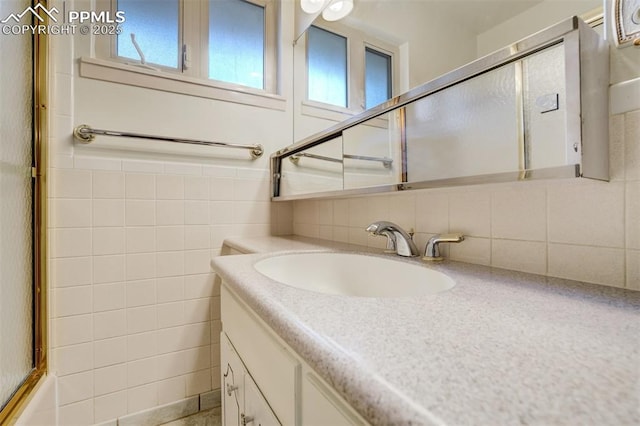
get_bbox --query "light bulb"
[301,0,326,14]
[322,0,353,21]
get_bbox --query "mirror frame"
[272,16,608,201]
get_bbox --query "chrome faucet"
[366,221,419,257]
[423,233,464,261]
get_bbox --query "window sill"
[79,57,286,111]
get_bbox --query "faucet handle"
[423,233,464,261]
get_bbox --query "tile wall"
[292,112,640,291]
[49,159,292,424]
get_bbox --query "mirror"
[275,13,609,199]
[286,0,603,198]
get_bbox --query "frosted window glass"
[117,0,179,68]
[0,0,34,408]
[307,26,347,108]
[365,47,391,109]
[209,0,265,89]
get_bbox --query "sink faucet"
[366,221,419,257]
[423,233,464,261]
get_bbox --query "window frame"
[89,0,282,108]
[303,20,399,116]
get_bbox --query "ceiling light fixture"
[300,0,328,14]
[321,0,353,21]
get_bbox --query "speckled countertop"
[212,236,640,426]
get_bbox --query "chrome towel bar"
[289,152,392,168]
[73,124,264,159]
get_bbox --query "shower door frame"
[0,1,48,422]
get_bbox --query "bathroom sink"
[253,252,455,297]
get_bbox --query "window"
[365,47,391,109]
[307,26,348,107]
[94,0,278,97]
[305,24,396,112]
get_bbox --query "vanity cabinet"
[221,284,368,426]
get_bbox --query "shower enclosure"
[0,0,47,421]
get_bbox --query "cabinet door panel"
[244,374,282,426]
[302,372,366,426]
[222,334,245,426]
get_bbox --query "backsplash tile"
[292,109,640,290]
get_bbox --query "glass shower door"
[0,0,35,413]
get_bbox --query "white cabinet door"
[244,374,282,426]
[302,371,366,426]
[222,335,245,426]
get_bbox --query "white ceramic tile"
[127,306,157,334]
[347,198,369,228]
[50,153,75,169]
[93,255,125,284]
[184,249,212,275]
[54,73,73,115]
[209,177,235,200]
[185,225,210,250]
[448,190,491,238]
[127,383,158,414]
[157,200,185,225]
[415,191,448,234]
[125,253,156,281]
[74,156,122,171]
[93,199,125,227]
[93,227,125,255]
[184,274,215,299]
[491,185,547,241]
[333,199,349,226]
[127,331,158,362]
[164,163,203,176]
[210,296,221,320]
[233,201,271,224]
[232,223,271,239]
[122,160,163,174]
[94,310,127,340]
[293,223,319,239]
[53,315,93,348]
[94,283,126,312]
[209,201,234,225]
[58,399,94,426]
[210,343,221,368]
[93,171,125,199]
[156,226,185,252]
[125,200,156,226]
[448,236,491,265]
[627,250,640,291]
[127,357,158,387]
[58,371,94,405]
[626,181,640,249]
[491,239,547,275]
[157,302,184,329]
[125,173,156,199]
[236,168,269,180]
[125,227,156,254]
[203,165,236,178]
[184,298,210,324]
[548,243,625,287]
[126,279,156,307]
[52,228,92,258]
[293,200,318,225]
[315,200,333,225]
[547,181,624,248]
[55,286,92,317]
[185,201,209,225]
[157,276,185,303]
[94,337,127,368]
[233,178,269,201]
[184,176,210,200]
[52,199,91,228]
[94,391,128,424]
[157,175,185,200]
[156,251,185,278]
[54,343,93,376]
[181,323,211,350]
[186,369,211,396]
[388,194,416,231]
[624,110,640,181]
[348,226,368,247]
[183,346,211,374]
[211,366,221,391]
[51,169,92,198]
[157,376,186,405]
[52,257,92,288]
[94,364,127,397]
[156,351,186,379]
[609,114,625,182]
[210,224,234,249]
[318,225,332,241]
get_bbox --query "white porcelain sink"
[254,252,455,297]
